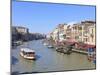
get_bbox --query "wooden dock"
[72,49,88,54]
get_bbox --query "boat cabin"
[20,48,35,60]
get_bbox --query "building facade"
[49,20,96,45]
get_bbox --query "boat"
[20,48,35,60]
[47,45,54,48]
[12,41,23,46]
[43,43,48,46]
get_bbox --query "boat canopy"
[21,48,35,53]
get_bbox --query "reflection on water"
[12,56,19,65]
[11,71,19,75]
[11,40,95,74]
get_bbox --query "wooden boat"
[20,48,35,60]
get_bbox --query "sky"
[12,0,96,34]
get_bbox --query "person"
[87,47,94,61]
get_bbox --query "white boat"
[43,43,48,46]
[47,45,54,48]
[20,48,35,60]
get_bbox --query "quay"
[44,39,95,54]
[72,49,88,54]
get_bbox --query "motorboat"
[47,45,54,48]
[20,48,35,60]
[43,43,48,46]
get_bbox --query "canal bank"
[11,40,95,74]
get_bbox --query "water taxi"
[20,48,35,60]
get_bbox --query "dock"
[72,49,88,54]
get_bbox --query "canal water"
[11,40,95,74]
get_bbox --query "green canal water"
[11,40,95,74]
